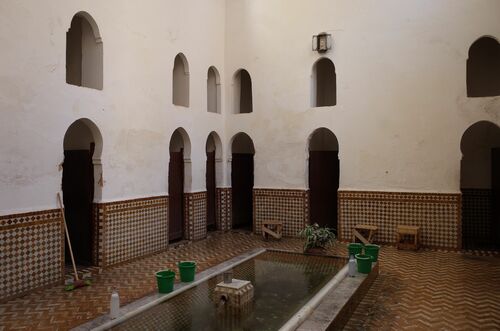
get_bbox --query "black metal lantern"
[312,32,332,53]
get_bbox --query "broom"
[57,193,91,291]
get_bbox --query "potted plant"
[299,223,336,254]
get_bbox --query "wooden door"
[231,153,254,229]
[62,150,93,265]
[169,151,184,242]
[492,148,500,248]
[206,151,216,231]
[309,151,339,230]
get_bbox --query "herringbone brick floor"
[0,231,499,330]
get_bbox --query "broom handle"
[57,193,79,281]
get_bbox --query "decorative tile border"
[95,196,168,267]
[338,191,461,249]
[216,188,232,231]
[253,189,309,237]
[0,209,64,302]
[184,192,207,241]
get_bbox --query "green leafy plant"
[299,223,336,252]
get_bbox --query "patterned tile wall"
[461,189,492,249]
[216,188,232,231]
[253,189,309,237]
[0,210,64,302]
[338,191,461,249]
[97,196,168,267]
[184,192,207,241]
[92,204,101,266]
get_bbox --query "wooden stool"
[396,225,421,250]
[352,224,378,244]
[262,220,283,240]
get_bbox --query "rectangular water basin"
[111,250,346,331]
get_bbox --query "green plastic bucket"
[364,244,380,262]
[155,270,175,293]
[348,243,363,256]
[178,261,196,282]
[355,254,372,274]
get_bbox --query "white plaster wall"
[0,0,226,214]
[2,0,500,215]
[224,0,500,193]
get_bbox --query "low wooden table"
[261,220,283,240]
[352,224,378,244]
[396,225,421,250]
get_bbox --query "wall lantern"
[312,33,332,53]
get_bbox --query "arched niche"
[467,36,500,97]
[230,132,255,230]
[62,118,103,266]
[311,58,337,107]
[207,66,221,113]
[233,69,253,114]
[460,121,500,250]
[173,53,190,107]
[66,11,103,90]
[307,128,339,230]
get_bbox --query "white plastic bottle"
[110,290,120,319]
[348,254,356,277]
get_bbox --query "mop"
[57,193,91,291]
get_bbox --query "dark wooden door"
[169,151,184,242]
[232,153,254,229]
[492,148,500,248]
[62,150,93,265]
[206,151,216,231]
[309,151,339,230]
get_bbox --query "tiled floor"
[0,231,499,330]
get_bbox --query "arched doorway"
[206,132,222,231]
[231,133,255,230]
[169,128,191,242]
[460,121,500,249]
[308,128,339,230]
[62,118,102,266]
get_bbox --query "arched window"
[467,36,500,97]
[66,12,103,90]
[311,58,336,107]
[172,53,190,107]
[207,66,221,113]
[233,69,253,114]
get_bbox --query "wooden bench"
[396,225,421,250]
[352,224,378,245]
[262,220,283,240]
